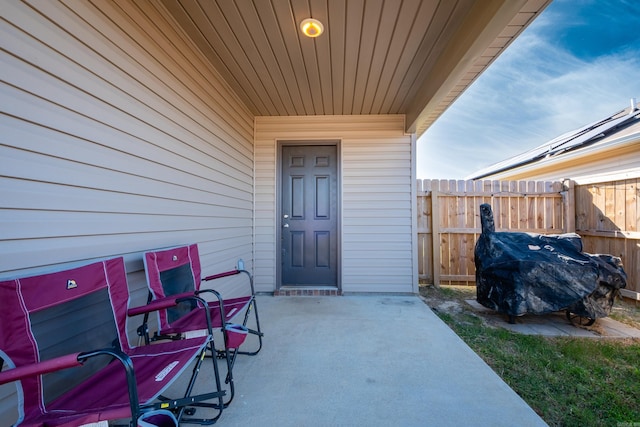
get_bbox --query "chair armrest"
[202,268,256,297]
[202,269,240,281]
[0,353,82,385]
[5,349,140,420]
[0,349,142,424]
[0,348,139,401]
[127,292,194,317]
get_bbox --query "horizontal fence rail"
[417,178,639,297]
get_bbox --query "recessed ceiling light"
[300,18,324,38]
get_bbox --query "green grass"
[422,286,640,427]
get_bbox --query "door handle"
[283,223,289,228]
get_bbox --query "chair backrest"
[143,244,202,328]
[0,257,131,421]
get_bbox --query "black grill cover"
[474,204,626,317]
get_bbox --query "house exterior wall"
[254,115,418,294]
[1,1,254,420]
[1,0,254,278]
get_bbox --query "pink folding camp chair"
[137,244,263,406]
[0,257,226,427]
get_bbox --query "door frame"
[276,140,342,291]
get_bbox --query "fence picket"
[534,181,543,229]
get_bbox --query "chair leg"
[216,339,236,408]
[236,298,263,356]
[209,297,264,408]
[174,341,225,425]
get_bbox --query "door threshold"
[274,286,340,296]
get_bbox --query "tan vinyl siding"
[343,137,414,292]
[1,1,253,419]
[1,0,254,279]
[254,115,416,293]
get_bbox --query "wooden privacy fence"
[418,178,639,297]
[418,179,568,286]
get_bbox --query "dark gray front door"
[281,145,338,286]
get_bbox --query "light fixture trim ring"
[300,18,324,38]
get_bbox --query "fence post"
[562,179,576,233]
[431,187,441,287]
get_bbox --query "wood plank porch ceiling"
[162,0,550,136]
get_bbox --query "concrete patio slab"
[184,295,548,426]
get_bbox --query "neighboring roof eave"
[467,105,640,180]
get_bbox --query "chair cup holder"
[224,323,249,348]
[138,409,178,427]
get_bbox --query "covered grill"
[474,204,626,324]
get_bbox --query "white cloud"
[417,5,640,180]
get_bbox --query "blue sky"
[417,0,640,179]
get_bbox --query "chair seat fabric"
[160,296,252,335]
